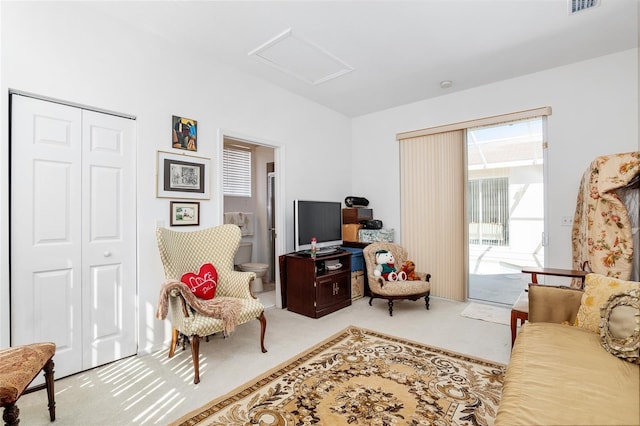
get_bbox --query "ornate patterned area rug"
[172,326,505,426]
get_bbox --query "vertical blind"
[223,147,252,197]
[400,131,466,301]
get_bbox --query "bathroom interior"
[223,137,276,308]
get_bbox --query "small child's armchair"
[363,242,431,316]
[156,225,267,384]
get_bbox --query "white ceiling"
[86,0,638,117]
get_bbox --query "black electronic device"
[293,200,343,252]
[344,196,369,207]
[361,219,383,229]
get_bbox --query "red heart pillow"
[181,263,218,300]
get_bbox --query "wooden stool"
[0,342,56,426]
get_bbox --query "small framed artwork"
[172,115,197,151]
[170,201,200,226]
[156,151,210,199]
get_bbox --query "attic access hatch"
[248,28,354,85]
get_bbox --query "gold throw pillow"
[575,273,639,333]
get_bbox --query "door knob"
[103,251,112,257]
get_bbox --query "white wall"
[0,3,351,351]
[352,49,639,272]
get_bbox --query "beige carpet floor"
[17,296,511,425]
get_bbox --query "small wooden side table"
[521,267,588,288]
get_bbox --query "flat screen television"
[293,200,343,254]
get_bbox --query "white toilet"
[235,242,268,293]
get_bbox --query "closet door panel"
[11,95,83,380]
[33,160,72,242]
[34,270,73,340]
[89,166,120,237]
[81,110,137,369]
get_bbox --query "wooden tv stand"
[284,250,352,318]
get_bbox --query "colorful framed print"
[170,201,200,226]
[156,151,210,199]
[172,115,197,151]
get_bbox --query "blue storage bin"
[342,247,364,271]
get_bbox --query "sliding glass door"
[467,118,545,305]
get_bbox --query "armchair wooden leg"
[424,293,430,310]
[368,297,374,306]
[44,358,56,421]
[258,312,268,353]
[190,335,201,384]
[388,300,394,316]
[3,403,19,426]
[168,327,179,358]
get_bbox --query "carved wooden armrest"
[522,267,588,289]
[416,272,432,282]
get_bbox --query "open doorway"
[467,117,545,306]
[222,136,278,308]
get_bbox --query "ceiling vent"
[248,29,354,86]
[569,0,600,14]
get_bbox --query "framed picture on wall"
[172,115,197,151]
[156,151,210,199]
[170,201,200,226]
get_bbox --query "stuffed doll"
[374,249,407,281]
[402,260,420,281]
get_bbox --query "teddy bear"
[374,249,407,281]
[401,260,421,281]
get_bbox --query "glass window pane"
[467,117,545,306]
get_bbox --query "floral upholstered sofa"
[496,274,640,426]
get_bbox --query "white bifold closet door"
[10,95,137,381]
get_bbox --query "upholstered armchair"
[156,225,267,384]
[363,242,431,316]
[510,267,587,347]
